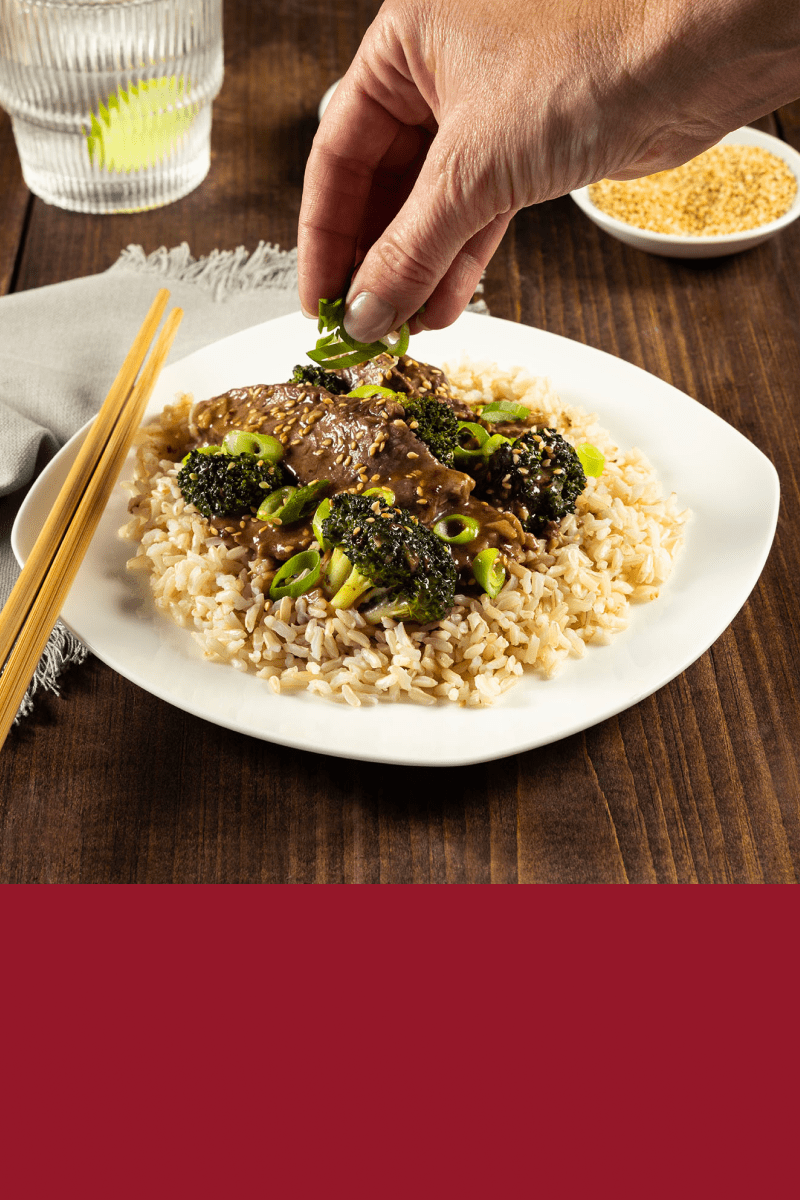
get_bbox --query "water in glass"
[0,0,224,212]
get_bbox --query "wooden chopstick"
[0,297,183,747]
[0,289,169,671]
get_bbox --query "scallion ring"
[268,550,322,600]
[472,548,506,598]
[257,485,296,521]
[479,400,530,423]
[433,514,480,545]
[222,429,284,462]
[181,443,224,464]
[576,443,605,477]
[454,421,490,461]
[482,433,514,457]
[363,486,395,505]
[346,385,399,399]
[312,497,332,547]
[259,480,330,525]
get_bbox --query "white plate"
[570,126,800,258]
[12,311,779,766]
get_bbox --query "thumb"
[342,131,513,341]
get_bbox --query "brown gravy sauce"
[182,356,533,586]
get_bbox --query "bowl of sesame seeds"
[570,125,800,258]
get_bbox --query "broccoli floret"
[291,363,349,394]
[399,394,459,467]
[321,493,457,624]
[177,449,288,519]
[473,427,586,536]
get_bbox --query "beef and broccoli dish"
[122,330,687,708]
[172,351,591,620]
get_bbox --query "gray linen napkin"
[0,241,300,718]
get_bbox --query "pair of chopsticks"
[0,289,182,750]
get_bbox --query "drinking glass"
[0,0,224,213]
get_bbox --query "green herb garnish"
[346,385,400,399]
[472,548,506,598]
[258,480,330,525]
[433,515,480,545]
[576,444,605,477]
[307,297,410,369]
[479,400,530,423]
[222,429,283,463]
[269,550,322,600]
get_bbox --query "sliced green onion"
[181,443,224,463]
[577,443,605,477]
[257,485,296,521]
[269,550,322,600]
[433,514,481,545]
[346,385,399,399]
[308,298,410,368]
[312,497,332,547]
[472,548,506,598]
[479,400,530,423]
[222,429,283,462]
[259,480,330,525]
[482,433,514,457]
[323,546,353,597]
[454,421,490,461]
[363,486,395,505]
[453,422,512,465]
[318,296,345,334]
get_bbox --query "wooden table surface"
[2,0,799,884]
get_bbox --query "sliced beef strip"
[190,379,525,573]
[341,354,476,421]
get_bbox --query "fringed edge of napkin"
[110,241,298,302]
[16,620,88,724]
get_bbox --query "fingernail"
[343,292,396,343]
[300,304,317,319]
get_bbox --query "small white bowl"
[318,79,340,121]
[570,125,800,258]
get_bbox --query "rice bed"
[119,359,689,707]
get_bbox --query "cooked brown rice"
[119,359,689,707]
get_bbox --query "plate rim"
[12,310,781,766]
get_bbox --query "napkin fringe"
[16,620,88,723]
[111,241,298,302]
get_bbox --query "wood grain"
[1,0,799,883]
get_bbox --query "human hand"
[298,0,800,342]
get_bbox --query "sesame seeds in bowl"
[570,126,800,258]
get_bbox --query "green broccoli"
[291,363,349,394]
[321,493,457,624]
[177,449,288,519]
[472,427,586,536]
[399,394,459,467]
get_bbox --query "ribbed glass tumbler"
[0,0,223,213]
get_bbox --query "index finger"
[297,68,432,314]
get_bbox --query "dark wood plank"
[2,1,800,883]
[777,100,800,150]
[0,110,31,296]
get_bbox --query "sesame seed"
[407,451,419,459]
[589,144,797,235]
